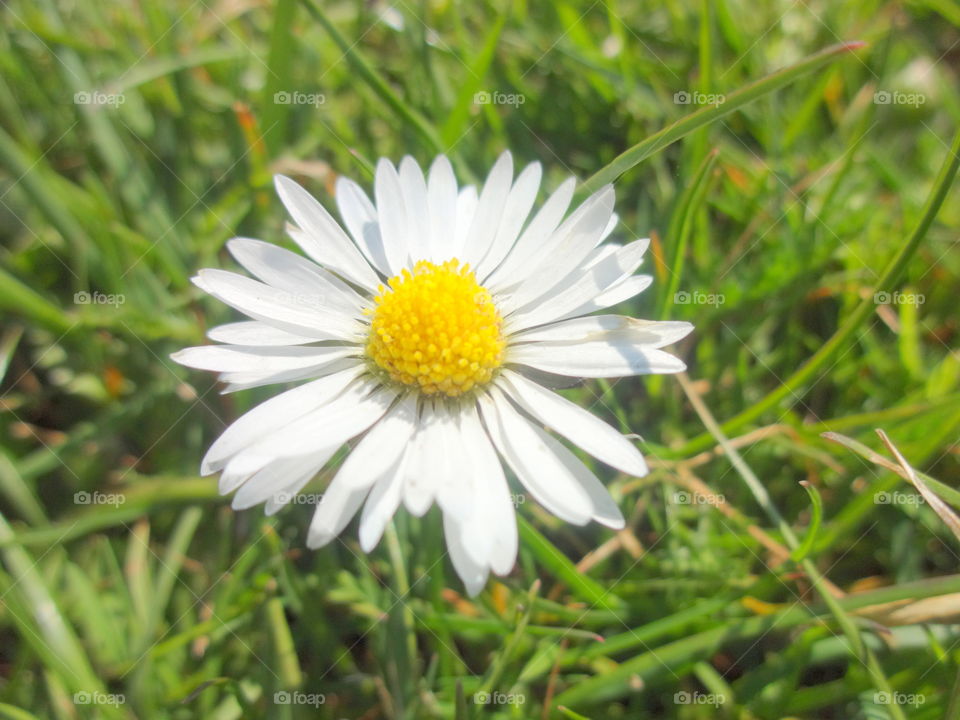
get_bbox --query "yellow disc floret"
[365,259,505,396]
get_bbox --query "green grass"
[2,0,960,718]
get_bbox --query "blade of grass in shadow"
[261,0,298,155]
[578,42,866,196]
[673,126,960,457]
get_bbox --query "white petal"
[306,476,369,548]
[199,366,363,475]
[444,512,488,597]
[461,151,513,268]
[474,161,542,280]
[512,316,694,348]
[486,176,576,292]
[503,239,649,332]
[426,155,458,262]
[207,321,317,346]
[399,156,431,262]
[456,404,517,573]
[358,459,405,552]
[227,237,365,314]
[508,340,687,377]
[452,186,478,258]
[498,185,615,313]
[558,274,654,322]
[193,269,363,341]
[264,471,319,515]
[432,403,475,523]
[335,176,391,276]
[239,383,396,463]
[216,357,362,393]
[403,402,456,517]
[374,158,412,274]
[231,450,331,510]
[172,344,358,374]
[334,393,419,490]
[498,369,647,477]
[477,388,592,525]
[532,426,625,529]
[274,175,380,290]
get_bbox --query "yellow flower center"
[365,259,505,397]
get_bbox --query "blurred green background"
[1,0,959,718]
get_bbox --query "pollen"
[365,259,505,397]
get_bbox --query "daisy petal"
[193,269,363,341]
[335,176,391,276]
[426,155,458,262]
[504,239,650,332]
[478,388,593,525]
[358,459,405,551]
[474,161,542,281]
[231,450,331,511]
[486,176,576,292]
[444,512,489,597]
[207,321,317,346]
[399,156,431,262]
[306,477,369,549]
[452,186,478,258]
[172,345,357,375]
[227,237,365,314]
[374,158,413,273]
[512,315,694,348]
[216,357,362,393]
[509,340,687,377]
[498,369,648,477]
[199,366,364,475]
[461,151,513,268]
[274,175,380,290]
[334,393,419,491]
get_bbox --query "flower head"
[173,152,692,595]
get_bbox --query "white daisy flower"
[173,152,692,596]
